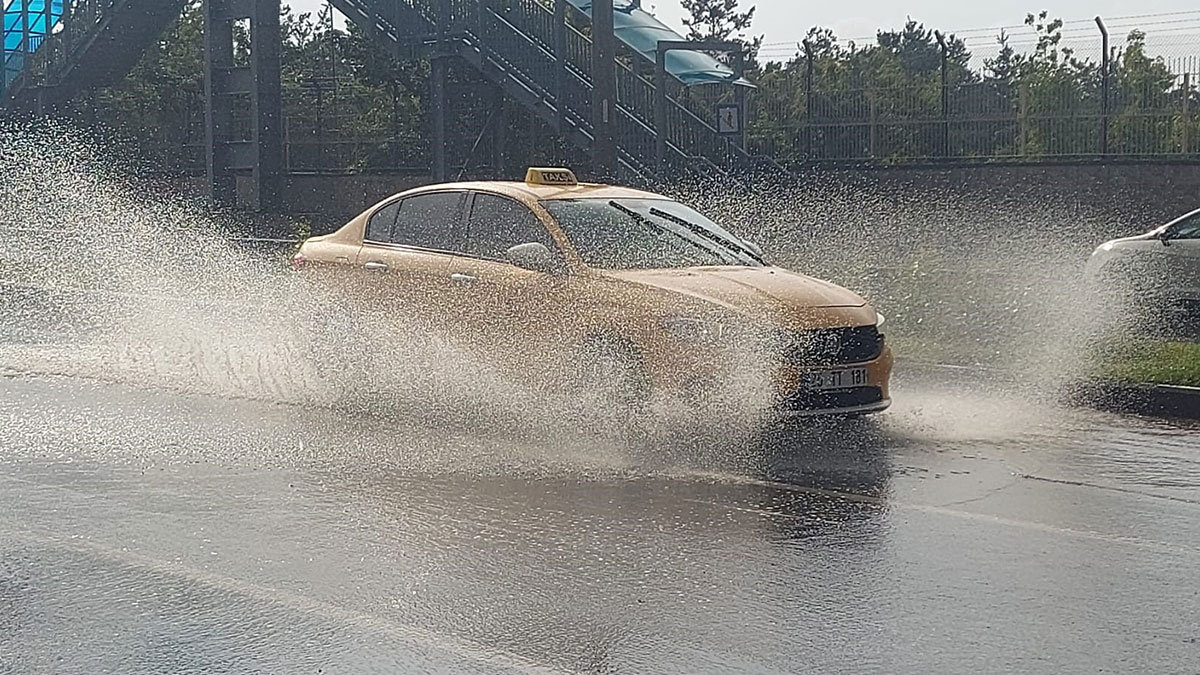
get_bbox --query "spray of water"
[678,173,1137,394]
[2,121,1148,475]
[0,123,796,477]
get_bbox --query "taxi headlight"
[875,311,886,328]
[660,316,726,346]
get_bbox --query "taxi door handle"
[363,261,388,272]
[450,273,477,284]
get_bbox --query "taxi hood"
[605,266,870,320]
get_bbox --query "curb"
[896,359,1200,421]
[1064,381,1200,420]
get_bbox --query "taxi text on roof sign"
[525,168,578,186]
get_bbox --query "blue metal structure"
[2,0,65,98]
[3,0,188,112]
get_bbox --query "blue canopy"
[566,0,753,88]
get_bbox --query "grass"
[1094,341,1200,388]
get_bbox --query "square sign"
[716,102,742,136]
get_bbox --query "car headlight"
[875,311,886,328]
[660,316,727,346]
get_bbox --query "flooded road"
[2,365,1198,674]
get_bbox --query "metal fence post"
[868,94,877,159]
[1183,72,1191,154]
[1019,83,1029,157]
[803,40,814,161]
[935,31,949,158]
[1096,16,1109,156]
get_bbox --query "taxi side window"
[391,192,465,250]
[466,193,557,261]
[365,200,401,242]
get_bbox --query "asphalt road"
[2,358,1199,674]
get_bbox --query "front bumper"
[772,345,894,417]
[653,338,894,418]
[777,397,892,418]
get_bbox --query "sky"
[289,0,1200,64]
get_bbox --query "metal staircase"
[3,0,63,99]
[2,0,187,111]
[2,0,778,183]
[329,0,775,181]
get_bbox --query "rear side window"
[466,193,557,261]
[365,200,401,242]
[391,192,465,250]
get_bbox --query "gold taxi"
[294,168,893,418]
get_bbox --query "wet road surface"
[2,364,1199,674]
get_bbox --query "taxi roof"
[404,180,669,202]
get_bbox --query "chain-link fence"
[742,18,1200,164]
[61,7,1200,173]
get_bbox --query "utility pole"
[591,0,618,177]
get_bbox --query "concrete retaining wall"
[182,162,1200,236]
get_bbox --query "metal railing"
[742,30,1200,164]
[339,0,761,178]
[3,0,118,99]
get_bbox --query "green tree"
[1110,29,1176,154]
[90,0,206,170]
[680,0,761,63]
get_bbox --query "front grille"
[785,326,884,366]
[779,386,885,412]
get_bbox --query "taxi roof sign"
[525,167,578,186]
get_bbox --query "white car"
[1086,208,1200,328]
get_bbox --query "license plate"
[802,367,869,391]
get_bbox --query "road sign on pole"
[717,102,742,136]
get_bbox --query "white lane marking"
[2,532,573,675]
[678,476,1200,557]
[1017,472,1200,506]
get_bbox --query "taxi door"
[353,191,467,333]
[440,191,579,378]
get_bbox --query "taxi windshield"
[541,198,761,270]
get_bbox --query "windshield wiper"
[609,200,737,265]
[647,207,764,264]
[609,200,653,227]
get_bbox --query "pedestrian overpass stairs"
[3,0,777,183]
[2,0,186,111]
[330,0,776,182]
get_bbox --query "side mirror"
[1158,230,1174,247]
[506,242,562,274]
